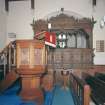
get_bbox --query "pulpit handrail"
[0,41,16,80]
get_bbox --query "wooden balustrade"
[0,41,16,80]
[70,73,90,105]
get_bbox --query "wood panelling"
[48,48,93,69]
[16,40,45,69]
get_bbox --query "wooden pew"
[82,72,105,105]
[70,73,90,105]
[95,72,105,82]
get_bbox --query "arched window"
[56,29,88,48]
[67,33,76,48]
[77,32,86,48]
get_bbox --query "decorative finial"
[91,16,97,28]
[48,23,51,30]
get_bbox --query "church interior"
[0,0,105,105]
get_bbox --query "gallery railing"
[70,73,90,105]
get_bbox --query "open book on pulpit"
[34,31,56,48]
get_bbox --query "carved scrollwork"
[31,13,93,34]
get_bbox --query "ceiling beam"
[5,0,9,12]
[31,0,34,9]
[92,0,96,6]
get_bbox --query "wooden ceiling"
[5,0,34,11]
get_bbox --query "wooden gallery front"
[32,12,95,81]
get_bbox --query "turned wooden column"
[61,70,69,90]
[16,40,47,104]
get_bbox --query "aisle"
[52,86,74,105]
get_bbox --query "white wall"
[35,0,93,19]
[92,1,105,65]
[5,0,105,64]
[7,1,33,40]
[0,0,7,50]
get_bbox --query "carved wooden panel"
[62,49,72,68]
[82,49,92,63]
[21,48,29,65]
[34,49,42,65]
[74,52,81,63]
[53,49,62,68]
[47,51,53,64]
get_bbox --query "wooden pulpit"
[16,40,47,104]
